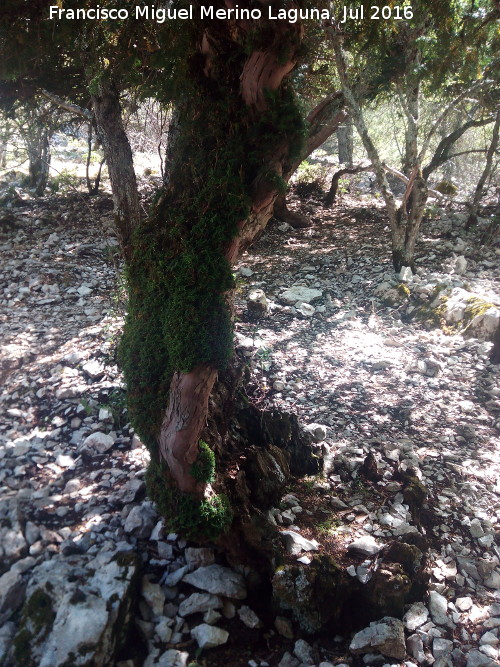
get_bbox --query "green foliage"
[190,441,216,484]
[145,461,233,540]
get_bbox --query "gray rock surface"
[350,617,406,660]
[182,564,247,599]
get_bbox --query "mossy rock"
[364,562,412,619]
[243,444,290,508]
[12,587,56,667]
[272,555,351,633]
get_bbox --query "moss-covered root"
[145,459,232,541]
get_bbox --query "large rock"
[279,287,323,305]
[0,570,26,624]
[440,289,499,340]
[349,617,406,660]
[272,556,351,633]
[183,564,247,600]
[347,535,383,557]
[8,551,140,667]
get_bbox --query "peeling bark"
[159,364,218,496]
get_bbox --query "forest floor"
[0,180,499,667]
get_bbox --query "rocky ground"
[0,183,499,667]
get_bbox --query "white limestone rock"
[279,287,323,305]
[349,617,406,660]
[280,530,319,556]
[190,623,229,649]
[183,564,247,599]
[178,593,222,617]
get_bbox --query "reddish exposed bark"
[159,364,218,496]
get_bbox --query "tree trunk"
[337,117,353,166]
[466,110,500,229]
[26,125,50,197]
[90,77,141,259]
[120,7,306,540]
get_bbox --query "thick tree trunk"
[466,110,500,229]
[337,117,353,166]
[121,7,307,528]
[90,78,141,259]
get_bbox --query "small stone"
[429,590,449,626]
[293,638,314,665]
[278,652,300,667]
[295,302,315,318]
[275,616,294,639]
[350,617,406,660]
[155,618,173,643]
[484,571,500,589]
[184,547,215,569]
[433,637,454,659]
[142,578,166,616]
[406,633,425,663]
[303,423,328,442]
[480,632,499,647]
[80,431,114,455]
[403,602,429,631]
[124,504,158,539]
[280,530,319,556]
[238,605,262,629]
[470,518,485,538]
[399,266,413,282]
[279,286,323,305]
[178,593,222,617]
[190,623,229,649]
[247,289,268,319]
[456,596,473,612]
[156,649,189,667]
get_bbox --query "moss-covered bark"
[119,5,306,540]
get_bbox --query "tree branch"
[39,89,92,121]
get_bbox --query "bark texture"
[90,78,141,259]
[121,4,308,519]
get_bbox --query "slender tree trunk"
[90,77,141,259]
[85,122,105,194]
[467,110,500,229]
[26,125,50,196]
[324,163,371,207]
[337,117,353,166]
[400,80,419,176]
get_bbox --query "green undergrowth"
[145,460,233,541]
